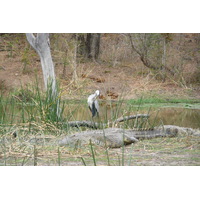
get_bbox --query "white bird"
[87,90,100,117]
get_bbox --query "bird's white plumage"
[87,90,100,117]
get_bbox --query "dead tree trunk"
[26,33,60,118]
[86,33,101,61]
[26,33,56,95]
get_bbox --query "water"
[65,102,200,129]
[147,107,200,129]
[1,101,200,129]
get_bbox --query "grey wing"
[94,99,99,113]
[91,102,96,117]
[91,99,99,117]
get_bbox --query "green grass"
[0,78,68,133]
[128,97,200,105]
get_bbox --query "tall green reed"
[0,77,67,134]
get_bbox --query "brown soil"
[0,34,200,100]
[1,55,200,100]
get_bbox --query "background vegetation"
[0,33,200,101]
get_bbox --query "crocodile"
[2,125,199,148]
[58,128,139,148]
[5,125,198,148]
[58,125,200,148]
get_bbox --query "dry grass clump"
[1,123,200,166]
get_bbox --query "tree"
[26,33,61,120]
[86,33,101,61]
[128,33,174,80]
[68,33,101,62]
[26,33,56,95]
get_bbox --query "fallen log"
[65,114,150,129]
[114,114,149,123]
